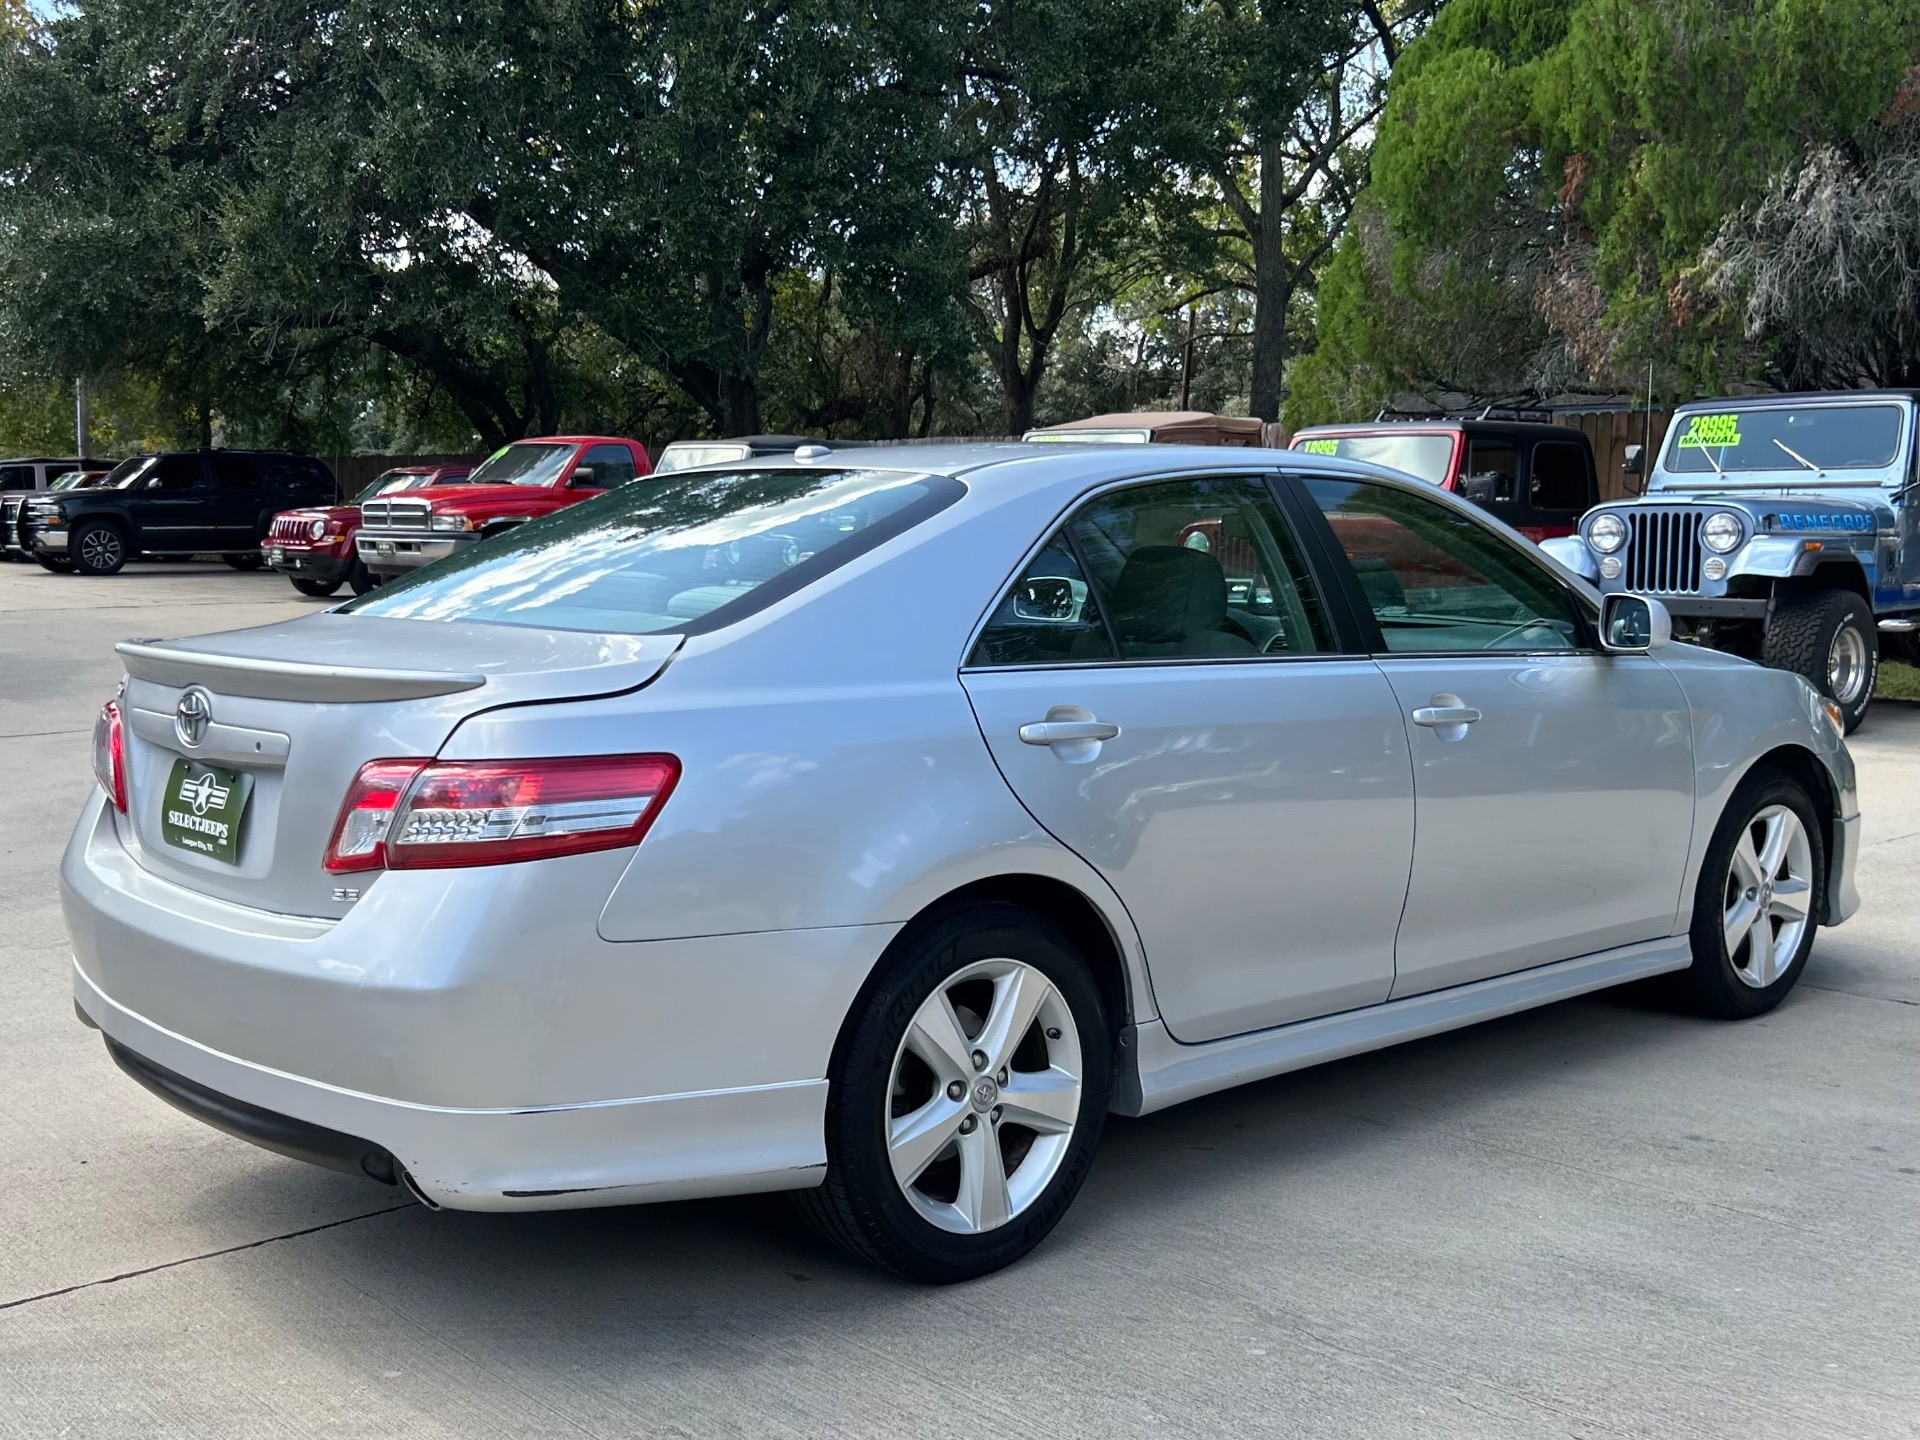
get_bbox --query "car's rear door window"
[345,467,962,635]
[971,474,1330,665]
[1301,476,1586,653]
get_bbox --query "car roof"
[1292,419,1578,441]
[732,441,1480,511]
[1669,390,1920,410]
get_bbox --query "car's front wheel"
[222,552,265,571]
[71,521,128,576]
[797,901,1110,1282]
[346,558,378,595]
[34,554,75,573]
[290,576,342,597]
[1681,768,1825,1018]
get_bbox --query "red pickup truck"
[355,435,651,581]
[263,463,473,597]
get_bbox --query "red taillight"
[324,755,679,873]
[92,699,127,813]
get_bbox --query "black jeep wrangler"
[23,450,337,576]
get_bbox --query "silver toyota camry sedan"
[65,445,1861,1281]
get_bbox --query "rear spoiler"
[116,640,486,703]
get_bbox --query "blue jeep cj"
[1546,391,1920,731]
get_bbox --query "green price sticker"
[1678,413,1742,448]
[1300,438,1340,456]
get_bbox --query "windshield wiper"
[1771,438,1821,473]
[1698,443,1725,479]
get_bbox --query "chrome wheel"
[886,958,1083,1235]
[1722,804,1814,988]
[79,527,122,569]
[1827,624,1869,706]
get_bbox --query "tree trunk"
[1248,139,1292,423]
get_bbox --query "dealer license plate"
[159,759,253,865]
[269,546,285,564]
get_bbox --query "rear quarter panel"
[437,464,1159,1021]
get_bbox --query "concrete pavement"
[2,558,1915,1438]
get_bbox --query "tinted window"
[259,456,333,494]
[1294,432,1455,485]
[344,467,962,635]
[0,466,33,491]
[1461,438,1520,503]
[212,454,259,492]
[576,444,639,487]
[969,533,1113,665]
[1303,477,1582,653]
[1530,442,1589,513]
[1659,403,1903,475]
[977,474,1330,664]
[137,455,204,493]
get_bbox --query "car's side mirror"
[1458,471,1501,504]
[1622,444,1645,477]
[1599,593,1671,653]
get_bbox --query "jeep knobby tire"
[1763,589,1877,733]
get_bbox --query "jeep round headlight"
[1702,511,1742,553]
[307,518,326,540]
[1587,513,1627,554]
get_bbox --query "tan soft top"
[1035,411,1268,446]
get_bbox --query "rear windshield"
[343,467,964,635]
[1659,403,1905,476]
[1294,432,1455,485]
[465,443,574,488]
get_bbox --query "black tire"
[35,554,75,573]
[291,576,342,597]
[71,520,128,576]
[346,558,377,595]
[1679,768,1825,1019]
[1763,589,1877,733]
[221,552,266,571]
[794,901,1111,1283]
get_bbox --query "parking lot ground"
[2,559,1916,1439]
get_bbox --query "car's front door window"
[1300,476,1583,653]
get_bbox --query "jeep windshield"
[341,466,963,635]
[1657,402,1905,483]
[464,442,574,488]
[1294,432,1454,486]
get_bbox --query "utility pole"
[74,377,90,458]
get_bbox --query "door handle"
[1411,705,1482,727]
[1019,719,1120,745]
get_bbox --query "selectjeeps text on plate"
[64,443,1861,1282]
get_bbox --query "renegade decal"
[1770,512,1874,533]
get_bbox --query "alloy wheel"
[1721,803,1814,988]
[80,528,122,570]
[886,958,1083,1235]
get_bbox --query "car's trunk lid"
[112,614,680,918]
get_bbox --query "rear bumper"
[61,794,892,1210]
[76,966,827,1210]
[355,531,471,574]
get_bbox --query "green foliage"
[1314,0,1920,409]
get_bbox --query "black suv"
[24,450,338,576]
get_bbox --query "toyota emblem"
[175,687,212,748]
